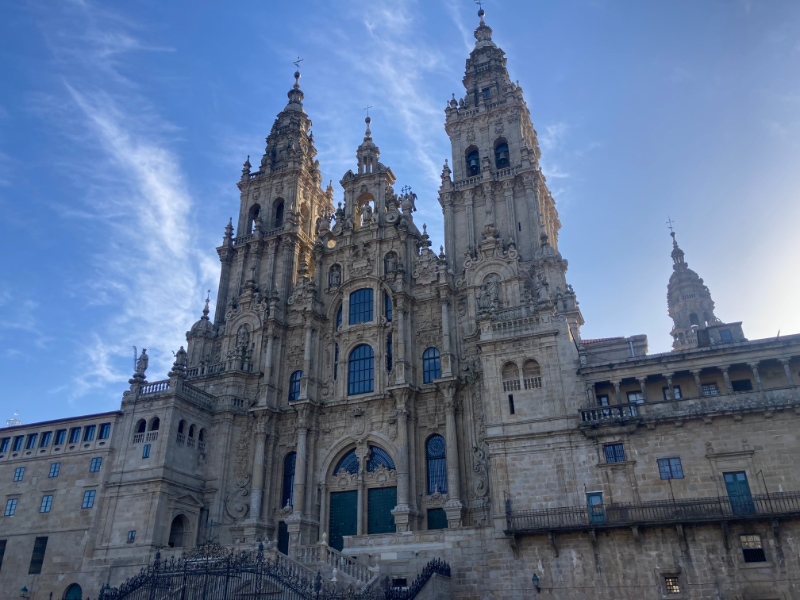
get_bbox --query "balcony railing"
[506,491,800,535]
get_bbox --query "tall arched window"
[466,148,480,176]
[502,362,520,392]
[523,359,542,389]
[63,584,83,600]
[422,347,441,384]
[178,420,185,434]
[367,445,396,472]
[136,420,146,434]
[333,343,339,381]
[384,292,392,322]
[149,418,160,431]
[168,515,188,548]
[288,370,303,401]
[336,305,342,329]
[494,141,510,169]
[349,288,374,324]
[281,452,296,507]
[274,200,285,228]
[426,435,448,494]
[248,203,261,234]
[386,334,393,373]
[334,449,359,474]
[348,344,374,395]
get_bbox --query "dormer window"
[466,149,480,177]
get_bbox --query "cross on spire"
[293,57,303,70]
[666,216,675,233]
[474,0,483,8]
[363,105,373,118]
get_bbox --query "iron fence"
[506,491,800,535]
[383,559,451,600]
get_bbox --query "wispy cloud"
[0,290,53,355]
[539,122,570,152]
[34,1,213,396]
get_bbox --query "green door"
[587,492,605,524]
[329,490,358,551]
[277,521,289,555]
[724,472,755,515]
[368,487,397,535]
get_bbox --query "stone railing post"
[779,358,795,387]
[748,362,763,392]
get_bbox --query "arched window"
[334,449,359,475]
[426,435,448,494]
[523,360,542,389]
[386,334,393,373]
[274,200,285,228]
[348,345,374,395]
[198,428,205,442]
[349,288,374,324]
[188,425,195,438]
[281,452,296,507]
[502,362,520,391]
[466,148,480,176]
[494,141,510,169]
[63,584,83,600]
[149,418,160,431]
[335,305,342,329]
[136,419,146,434]
[288,370,303,401]
[178,420,185,434]
[248,203,261,234]
[384,292,392,322]
[168,515,188,548]
[367,445,395,472]
[689,313,700,327]
[422,347,441,384]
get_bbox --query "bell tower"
[438,8,582,333]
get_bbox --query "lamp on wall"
[531,573,541,593]
[19,587,30,600]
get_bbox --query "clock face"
[326,239,337,249]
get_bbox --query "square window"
[49,462,60,478]
[90,457,102,472]
[82,490,96,509]
[4,499,17,516]
[731,379,753,392]
[83,425,96,442]
[0,438,9,453]
[142,444,151,459]
[99,423,112,440]
[13,467,25,482]
[740,534,766,563]
[12,436,24,452]
[627,391,644,404]
[701,383,719,397]
[40,431,52,448]
[658,458,684,480]
[604,443,626,463]
[127,530,136,544]
[68,427,81,444]
[40,495,53,513]
[665,576,681,594]
[54,429,67,446]
[662,385,682,400]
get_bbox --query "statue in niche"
[536,274,550,302]
[477,275,500,312]
[384,252,398,274]
[329,265,341,287]
[236,325,250,348]
[360,202,373,226]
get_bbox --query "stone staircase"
[293,540,381,591]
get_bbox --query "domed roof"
[189,297,214,337]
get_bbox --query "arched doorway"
[326,444,397,551]
[168,515,189,548]
[63,584,82,600]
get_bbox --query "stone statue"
[476,276,500,312]
[329,265,341,287]
[236,325,250,348]
[135,348,149,377]
[536,274,550,302]
[360,202,373,226]
[175,346,187,367]
[385,252,398,274]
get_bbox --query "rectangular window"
[384,292,392,322]
[348,288,374,324]
[731,379,753,392]
[13,467,25,482]
[28,536,48,574]
[49,462,60,478]
[90,457,102,472]
[12,436,24,452]
[719,329,733,342]
[25,434,38,450]
[333,343,339,381]
[386,335,393,372]
[54,429,67,446]
[658,457,684,480]
[604,443,626,463]
[0,539,6,572]
[68,427,81,444]
[627,391,644,404]
[127,530,136,544]
[83,425,96,442]
[701,383,719,397]
[142,444,151,459]
[662,385,682,400]
[596,394,610,406]
[4,499,17,516]
[40,431,52,448]
[482,87,491,99]
[82,490,96,509]
[99,423,112,440]
[665,576,681,594]
[740,534,766,563]
[39,495,53,513]
[508,394,515,415]
[0,438,8,453]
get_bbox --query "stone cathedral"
[3,10,800,600]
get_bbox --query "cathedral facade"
[2,11,800,600]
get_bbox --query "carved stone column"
[637,378,647,403]
[748,363,763,392]
[691,370,703,397]
[390,388,412,532]
[355,443,370,536]
[664,373,675,400]
[440,382,464,528]
[244,413,269,539]
[720,365,733,394]
[464,191,476,255]
[215,242,234,326]
[780,358,795,387]
[586,383,597,405]
[300,320,314,400]
[613,381,622,405]
[262,327,275,406]
[438,288,453,378]
[287,407,310,553]
[394,296,408,385]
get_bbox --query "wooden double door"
[328,487,397,551]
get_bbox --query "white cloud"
[539,122,570,152]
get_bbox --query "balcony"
[505,491,800,536]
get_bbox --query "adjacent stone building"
[2,10,800,600]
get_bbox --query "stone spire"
[356,116,380,175]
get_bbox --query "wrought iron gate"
[99,543,384,600]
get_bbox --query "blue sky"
[1,0,799,422]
